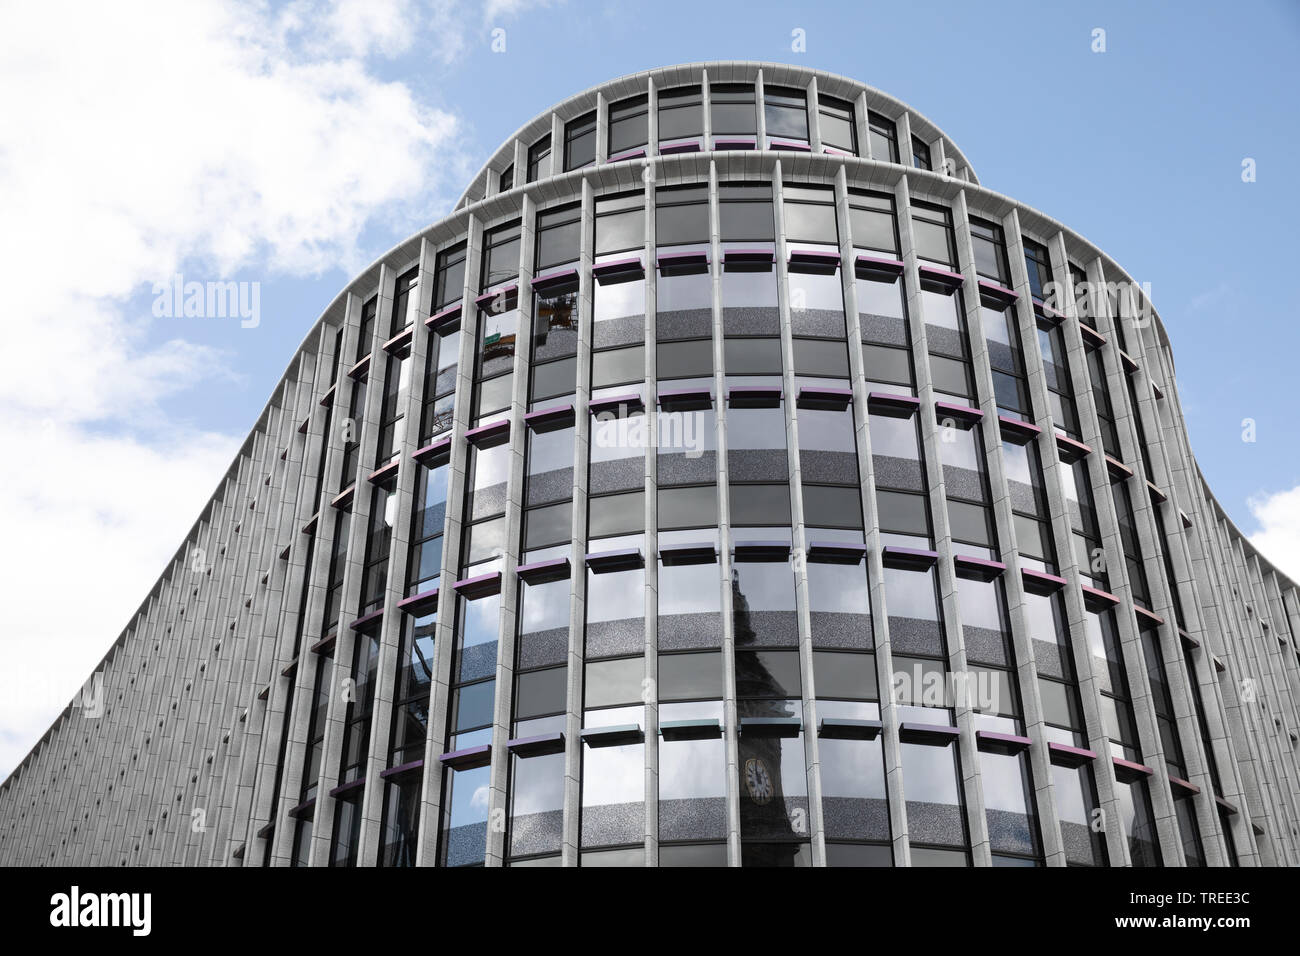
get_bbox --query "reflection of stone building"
[733,568,803,860]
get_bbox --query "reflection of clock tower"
[732,568,802,862]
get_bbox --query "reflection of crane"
[731,567,802,861]
[533,292,578,348]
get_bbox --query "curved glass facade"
[3,63,1299,869]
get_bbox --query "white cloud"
[0,0,548,779]
[1248,485,1300,583]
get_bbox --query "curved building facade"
[4,62,1299,868]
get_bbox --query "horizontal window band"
[740,717,801,738]
[452,572,502,598]
[1079,322,1106,347]
[1056,433,1092,462]
[475,285,519,309]
[727,385,782,408]
[593,257,645,283]
[531,267,579,292]
[818,717,881,740]
[1105,454,1133,481]
[507,733,565,757]
[881,546,938,570]
[585,549,644,573]
[660,719,722,741]
[525,403,575,430]
[1047,742,1096,767]
[411,436,453,464]
[382,326,414,356]
[517,557,571,583]
[1112,756,1154,783]
[977,279,1018,304]
[733,540,791,562]
[330,485,355,511]
[997,415,1041,443]
[657,250,709,275]
[581,724,643,747]
[867,391,920,416]
[935,400,983,424]
[1031,298,1063,323]
[854,255,905,280]
[898,722,959,745]
[797,386,852,410]
[379,759,424,780]
[953,554,1005,581]
[347,353,371,381]
[1081,584,1121,611]
[918,264,965,290]
[1021,567,1067,595]
[349,609,384,632]
[439,745,491,770]
[658,388,713,410]
[395,587,439,615]
[607,147,647,162]
[788,248,841,274]
[368,459,399,485]
[658,140,701,155]
[590,392,644,415]
[975,730,1031,755]
[1134,605,1164,631]
[465,418,510,445]
[807,541,866,565]
[427,302,462,331]
[659,542,718,566]
[328,778,365,800]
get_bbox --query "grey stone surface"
[580,801,644,847]
[518,627,569,670]
[658,796,727,842]
[509,809,564,857]
[810,612,873,650]
[872,454,924,492]
[584,618,645,658]
[962,625,1008,667]
[658,613,723,650]
[800,449,860,486]
[655,308,713,341]
[526,467,574,507]
[658,450,718,486]
[589,457,644,495]
[887,616,945,658]
[790,307,848,339]
[941,464,985,503]
[822,796,891,842]
[860,312,908,346]
[722,306,781,337]
[593,313,647,349]
[727,448,789,483]
[905,800,966,848]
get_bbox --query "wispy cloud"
[0,0,550,778]
[1248,485,1300,582]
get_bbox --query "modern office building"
[3,62,1299,868]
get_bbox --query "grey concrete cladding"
[2,61,1298,868]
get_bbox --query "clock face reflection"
[745,756,774,805]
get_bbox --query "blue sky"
[1,0,1297,776]
[142,0,1300,533]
